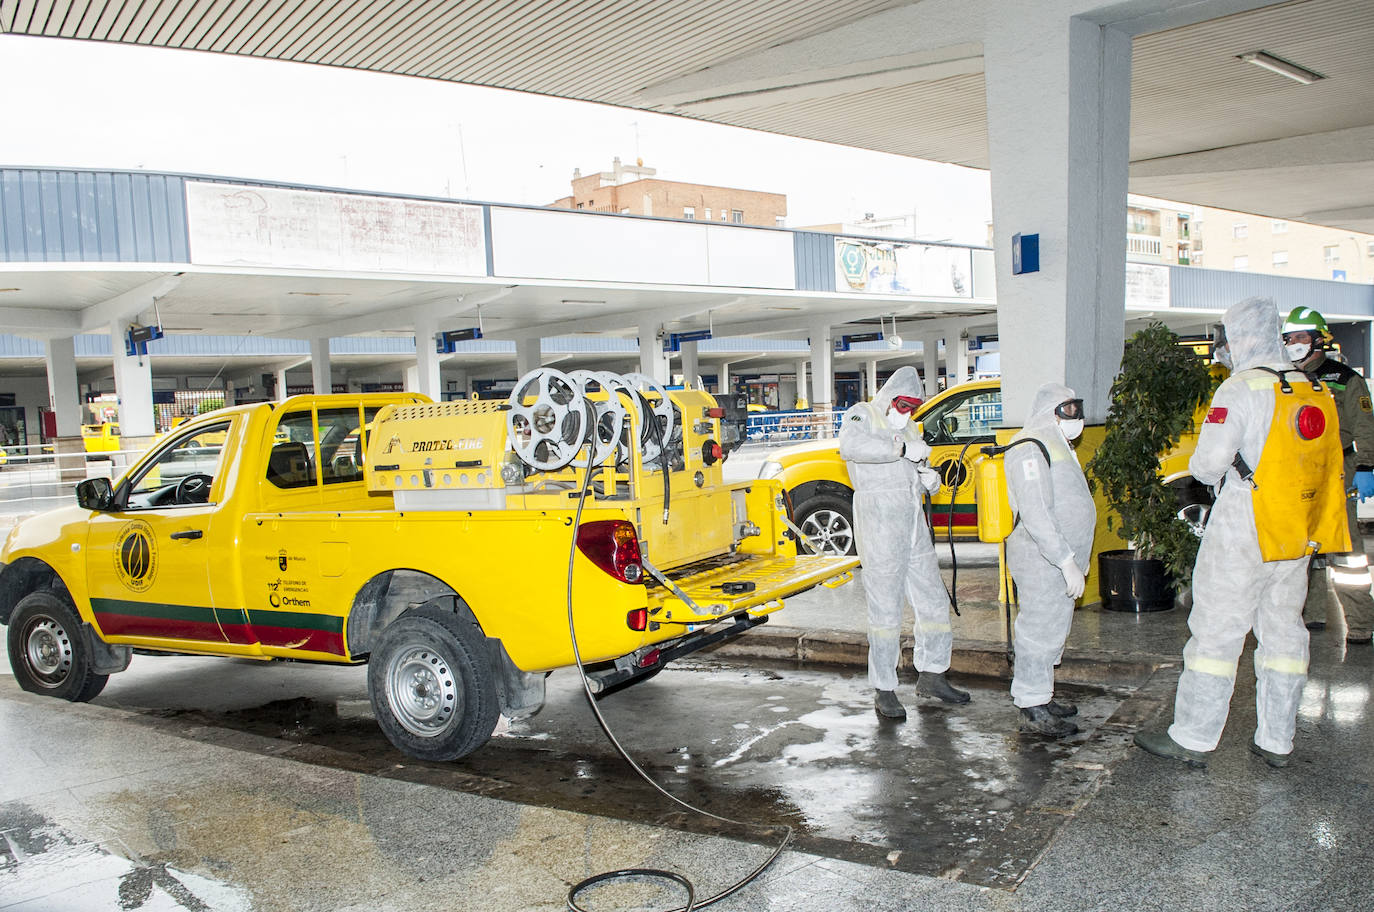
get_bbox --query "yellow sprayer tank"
[973,453,1013,543]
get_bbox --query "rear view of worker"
[1136,296,1328,769]
[1004,382,1096,737]
[1283,306,1374,644]
[840,365,968,720]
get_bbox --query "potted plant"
[1086,322,1215,611]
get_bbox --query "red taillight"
[1297,405,1326,440]
[706,407,725,418]
[636,647,661,666]
[576,519,645,584]
[627,609,648,631]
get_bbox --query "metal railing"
[745,410,843,443]
[0,443,151,517]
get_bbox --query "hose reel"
[506,367,678,472]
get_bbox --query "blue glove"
[1357,470,1374,502]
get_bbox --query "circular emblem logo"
[938,459,969,489]
[114,520,158,592]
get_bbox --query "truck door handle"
[170,529,204,540]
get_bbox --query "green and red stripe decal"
[91,598,345,655]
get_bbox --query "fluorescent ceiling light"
[1237,50,1324,85]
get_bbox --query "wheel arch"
[788,479,854,514]
[0,557,66,626]
[346,569,545,719]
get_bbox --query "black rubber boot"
[1346,628,1372,645]
[1046,699,1078,718]
[874,689,907,720]
[1019,704,1078,737]
[1305,621,1327,631]
[1133,730,1209,768]
[916,671,971,704]
[1249,742,1290,768]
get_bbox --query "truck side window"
[267,407,368,488]
[126,421,231,508]
[267,411,318,489]
[317,407,365,485]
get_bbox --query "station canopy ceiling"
[5,0,1370,233]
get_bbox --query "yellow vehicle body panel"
[82,423,121,453]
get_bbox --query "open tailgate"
[646,553,857,625]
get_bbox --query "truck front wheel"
[7,590,109,702]
[368,604,500,762]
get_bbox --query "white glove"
[1057,558,1086,599]
[916,465,942,495]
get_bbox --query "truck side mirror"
[76,477,115,511]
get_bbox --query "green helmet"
[1282,306,1332,342]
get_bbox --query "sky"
[0,35,993,244]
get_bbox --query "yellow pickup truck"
[82,422,121,453]
[2,377,855,761]
[759,379,1209,555]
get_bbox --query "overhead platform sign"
[835,238,972,298]
[185,182,487,276]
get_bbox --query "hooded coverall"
[1004,383,1097,709]
[1169,296,1311,757]
[839,366,953,691]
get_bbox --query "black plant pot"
[1098,549,1176,612]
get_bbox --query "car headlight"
[757,460,784,480]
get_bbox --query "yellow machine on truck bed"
[1,371,855,761]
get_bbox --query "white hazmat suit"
[1165,296,1311,760]
[839,367,955,694]
[1005,383,1097,712]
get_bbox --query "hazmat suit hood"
[872,366,924,413]
[1223,296,1287,373]
[1024,381,1077,431]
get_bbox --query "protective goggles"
[891,395,923,414]
[1054,399,1084,421]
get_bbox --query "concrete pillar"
[795,359,808,408]
[274,367,292,402]
[718,361,731,395]
[638,323,670,385]
[109,322,155,439]
[865,359,879,400]
[310,338,332,394]
[44,336,82,437]
[515,336,541,377]
[921,335,941,398]
[985,9,1130,423]
[411,316,441,400]
[945,333,969,388]
[680,340,700,388]
[808,322,833,411]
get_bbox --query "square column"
[310,338,332,394]
[986,10,1131,423]
[808,323,833,412]
[945,334,969,388]
[515,337,541,378]
[638,323,670,385]
[411,316,441,399]
[44,336,81,438]
[865,359,879,399]
[921,335,941,398]
[680,340,700,388]
[109,322,155,439]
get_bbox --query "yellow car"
[759,379,1208,555]
[82,423,121,453]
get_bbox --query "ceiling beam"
[79,274,182,331]
[266,287,514,339]
[0,306,80,335]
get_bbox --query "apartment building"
[549,157,787,228]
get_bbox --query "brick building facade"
[550,158,786,227]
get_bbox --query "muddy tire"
[794,493,856,556]
[368,604,499,762]
[7,590,109,702]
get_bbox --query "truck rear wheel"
[368,603,499,762]
[7,590,109,702]
[795,493,856,556]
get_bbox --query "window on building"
[683,207,696,219]
[775,216,786,228]
[1324,245,1340,264]
[1192,252,1204,266]
[731,209,744,224]
[575,202,583,209]
[1232,223,1248,239]
[1272,220,1288,234]
[721,210,728,221]
[1272,250,1289,268]
[704,208,712,220]
[619,207,629,214]
[1233,256,1249,271]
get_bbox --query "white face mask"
[1286,342,1312,364]
[886,406,909,429]
[1059,418,1084,441]
[1214,345,1233,370]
